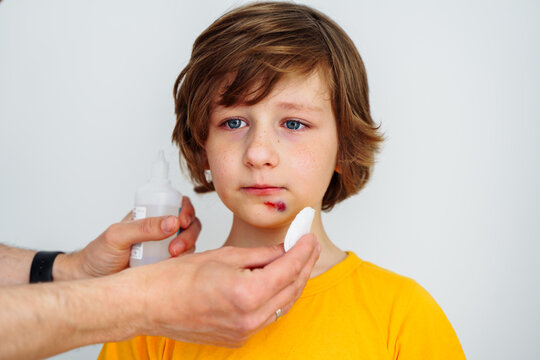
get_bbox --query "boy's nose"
[243,132,279,169]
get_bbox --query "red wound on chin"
[264,201,286,212]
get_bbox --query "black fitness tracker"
[29,251,64,283]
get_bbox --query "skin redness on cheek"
[264,201,286,212]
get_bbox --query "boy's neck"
[223,213,347,278]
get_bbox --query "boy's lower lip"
[241,187,284,195]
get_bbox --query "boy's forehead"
[212,69,332,110]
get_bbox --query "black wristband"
[29,251,64,283]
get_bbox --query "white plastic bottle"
[130,150,182,267]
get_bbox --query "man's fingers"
[106,216,180,249]
[178,196,195,229]
[216,244,286,269]
[237,236,320,334]
[247,234,319,305]
[169,217,202,257]
[259,298,296,330]
[255,237,320,328]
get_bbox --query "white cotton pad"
[283,207,316,252]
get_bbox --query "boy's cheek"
[207,147,235,171]
[290,148,334,181]
[290,149,318,170]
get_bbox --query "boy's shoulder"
[348,253,445,320]
[305,252,453,335]
[348,252,418,290]
[305,251,420,302]
[331,252,436,310]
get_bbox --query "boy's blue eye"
[224,118,246,129]
[285,120,304,130]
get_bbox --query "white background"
[1,0,539,359]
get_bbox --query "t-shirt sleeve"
[98,336,164,360]
[392,281,466,360]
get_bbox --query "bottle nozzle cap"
[152,150,169,180]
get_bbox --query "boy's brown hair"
[172,1,383,211]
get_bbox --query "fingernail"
[161,216,178,233]
[317,244,321,253]
[172,242,185,256]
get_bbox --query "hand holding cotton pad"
[283,207,316,252]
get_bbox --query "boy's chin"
[238,212,293,230]
[251,221,291,230]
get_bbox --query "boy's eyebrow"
[276,101,324,113]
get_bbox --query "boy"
[100,2,465,359]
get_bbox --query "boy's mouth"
[241,185,284,196]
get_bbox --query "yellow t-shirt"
[99,252,465,359]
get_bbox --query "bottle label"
[131,206,147,259]
[132,206,147,220]
[131,243,143,259]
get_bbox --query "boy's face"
[205,69,338,228]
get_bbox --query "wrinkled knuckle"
[231,283,250,306]
[139,218,155,236]
[233,285,261,313]
[241,296,258,313]
[235,315,258,336]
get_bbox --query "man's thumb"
[111,215,180,248]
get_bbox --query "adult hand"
[125,234,320,347]
[53,196,201,281]
[0,234,319,360]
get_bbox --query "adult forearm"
[0,274,142,360]
[0,244,82,285]
[0,244,36,285]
